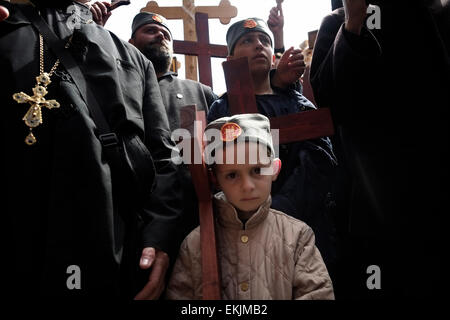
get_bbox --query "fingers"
[270,7,278,17]
[268,6,282,27]
[0,5,9,22]
[139,247,156,270]
[278,46,294,65]
[95,1,108,17]
[134,250,169,300]
[90,1,111,26]
[278,4,284,17]
[279,47,305,78]
[89,3,99,22]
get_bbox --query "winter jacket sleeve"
[293,225,335,300]
[166,228,202,300]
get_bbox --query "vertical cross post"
[179,105,221,300]
[173,12,228,89]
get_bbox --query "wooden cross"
[141,0,237,81]
[299,30,319,106]
[179,105,221,300]
[173,12,228,89]
[223,57,335,144]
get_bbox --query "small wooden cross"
[141,0,237,81]
[173,12,228,89]
[179,105,221,300]
[222,57,334,144]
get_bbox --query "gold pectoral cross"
[13,73,60,145]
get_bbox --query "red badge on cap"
[152,15,163,23]
[243,19,257,29]
[221,123,242,141]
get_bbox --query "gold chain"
[39,34,60,76]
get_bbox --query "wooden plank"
[180,105,221,300]
[222,58,335,144]
[222,57,258,114]
[270,108,334,144]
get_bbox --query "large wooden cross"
[223,57,335,144]
[173,12,228,89]
[141,0,237,81]
[179,105,221,300]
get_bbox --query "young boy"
[207,18,338,279]
[166,113,334,300]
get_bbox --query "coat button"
[240,282,249,292]
[176,93,183,99]
[241,235,249,243]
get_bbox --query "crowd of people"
[0,0,448,300]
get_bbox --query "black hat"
[131,12,172,38]
[226,18,273,55]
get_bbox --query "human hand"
[343,0,368,35]
[89,1,112,26]
[0,5,9,22]
[134,247,170,300]
[267,3,284,50]
[272,46,305,88]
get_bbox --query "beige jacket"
[166,193,335,300]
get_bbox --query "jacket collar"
[214,192,271,230]
[158,71,178,80]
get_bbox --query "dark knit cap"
[131,12,172,38]
[226,18,273,55]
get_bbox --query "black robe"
[1,1,182,297]
[311,0,449,298]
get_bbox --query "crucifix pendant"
[13,73,60,145]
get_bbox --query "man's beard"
[140,42,173,75]
[30,0,74,9]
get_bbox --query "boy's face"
[228,31,274,76]
[214,142,279,215]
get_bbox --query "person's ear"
[128,38,135,45]
[271,158,282,181]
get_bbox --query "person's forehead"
[138,23,171,35]
[215,142,271,165]
[237,31,270,41]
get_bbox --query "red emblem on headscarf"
[221,123,242,141]
[152,15,163,23]
[243,19,257,29]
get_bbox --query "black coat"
[157,72,218,250]
[1,1,183,297]
[310,0,449,298]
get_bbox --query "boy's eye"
[252,167,261,175]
